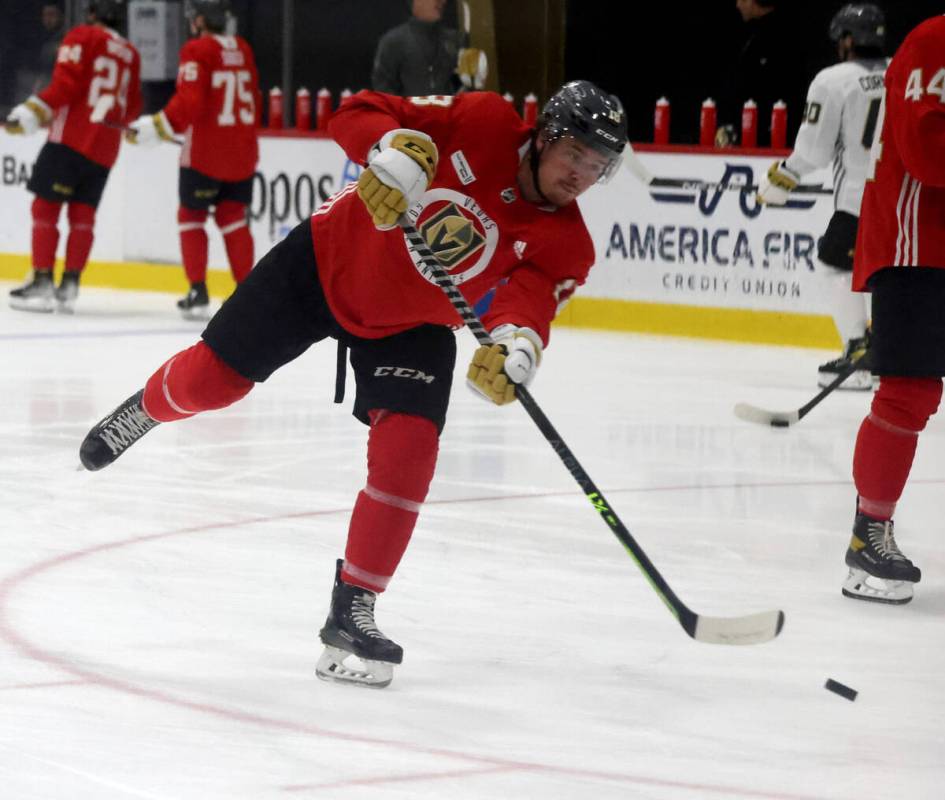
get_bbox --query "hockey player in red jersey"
[78,81,627,687]
[840,14,945,605]
[4,0,142,313]
[127,0,260,320]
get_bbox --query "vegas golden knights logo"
[419,203,486,268]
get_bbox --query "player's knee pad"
[177,206,208,227]
[31,196,62,226]
[146,341,253,420]
[213,201,247,232]
[366,411,439,502]
[66,202,95,228]
[872,376,943,433]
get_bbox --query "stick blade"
[733,402,799,428]
[693,609,785,645]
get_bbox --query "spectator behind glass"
[371,0,486,96]
[15,3,66,99]
[715,0,807,147]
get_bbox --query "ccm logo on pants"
[373,367,436,384]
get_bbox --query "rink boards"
[0,134,839,348]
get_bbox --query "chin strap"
[527,131,552,205]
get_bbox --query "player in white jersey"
[758,3,887,390]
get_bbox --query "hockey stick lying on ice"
[734,352,869,428]
[399,215,785,645]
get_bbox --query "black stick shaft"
[799,353,869,419]
[398,218,697,634]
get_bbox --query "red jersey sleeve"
[483,213,595,346]
[163,38,210,132]
[886,17,945,187]
[38,27,92,109]
[329,91,484,164]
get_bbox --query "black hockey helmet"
[87,0,127,27]
[186,0,231,32]
[829,4,885,49]
[537,80,627,183]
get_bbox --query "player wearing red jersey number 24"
[5,0,142,314]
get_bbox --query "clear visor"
[548,134,622,184]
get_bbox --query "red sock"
[31,197,62,270]
[853,376,942,519]
[342,411,439,592]
[178,206,209,284]
[215,201,253,283]
[64,202,95,273]
[142,341,253,422]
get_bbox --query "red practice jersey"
[315,91,596,345]
[38,24,142,168]
[853,15,945,290]
[164,34,260,182]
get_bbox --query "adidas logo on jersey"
[514,240,527,259]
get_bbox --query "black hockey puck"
[824,678,857,701]
[770,419,790,428]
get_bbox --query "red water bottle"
[339,88,352,107]
[315,87,332,131]
[741,98,758,148]
[295,87,311,131]
[522,92,538,126]
[654,97,670,145]
[770,100,787,149]
[699,98,715,147]
[268,87,283,129]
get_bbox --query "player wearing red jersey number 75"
[127,0,261,321]
[80,81,628,687]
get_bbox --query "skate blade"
[316,645,394,688]
[842,568,914,605]
[56,300,76,315]
[9,297,55,313]
[818,371,873,391]
[179,307,211,322]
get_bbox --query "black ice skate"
[316,559,403,688]
[9,270,55,313]
[818,333,872,391]
[79,389,160,471]
[177,282,210,321]
[842,513,921,604]
[55,270,80,314]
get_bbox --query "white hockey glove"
[5,95,52,135]
[757,160,800,206]
[356,128,438,230]
[457,48,488,90]
[466,324,543,405]
[126,111,175,146]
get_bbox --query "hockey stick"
[461,0,471,46]
[734,352,869,428]
[620,149,831,196]
[398,215,785,645]
[648,176,832,196]
[91,96,182,146]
